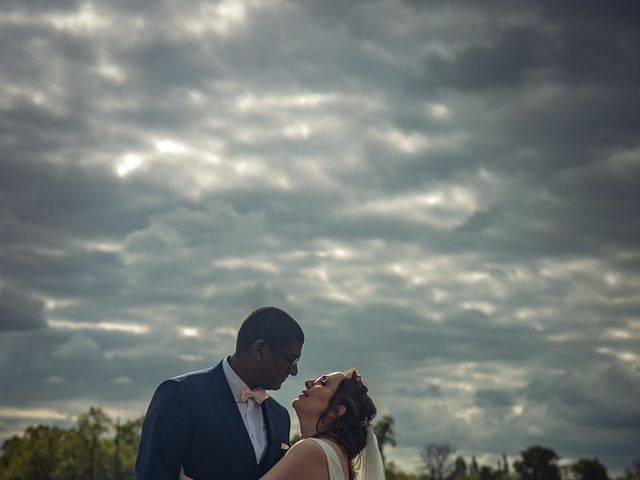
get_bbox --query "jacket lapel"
[208,362,258,477]
[259,398,282,470]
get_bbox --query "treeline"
[0,407,142,480]
[373,415,640,480]
[1,409,639,480]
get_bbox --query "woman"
[260,368,385,480]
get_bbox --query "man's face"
[261,341,302,390]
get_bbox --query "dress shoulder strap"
[308,438,346,480]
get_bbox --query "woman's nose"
[304,379,313,389]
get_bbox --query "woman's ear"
[326,405,346,419]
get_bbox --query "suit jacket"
[135,361,291,480]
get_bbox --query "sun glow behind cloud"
[116,153,143,177]
[0,408,68,421]
[347,187,478,227]
[181,0,273,36]
[180,327,199,338]
[48,320,150,335]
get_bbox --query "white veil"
[354,427,386,480]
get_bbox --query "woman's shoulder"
[308,437,349,480]
[288,438,327,458]
[308,437,345,457]
[259,439,326,480]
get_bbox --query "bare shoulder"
[260,439,327,480]
[282,439,326,467]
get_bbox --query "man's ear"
[251,339,267,360]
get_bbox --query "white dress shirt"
[222,356,268,463]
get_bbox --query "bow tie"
[239,387,269,405]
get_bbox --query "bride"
[259,368,385,480]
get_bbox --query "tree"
[421,443,456,480]
[451,455,467,479]
[571,458,610,480]
[374,415,397,467]
[112,416,143,479]
[470,456,479,476]
[502,453,510,475]
[77,407,113,480]
[513,445,560,480]
[479,465,499,480]
[385,462,420,480]
[0,425,64,480]
[0,407,143,480]
[619,459,640,480]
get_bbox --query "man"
[136,306,304,480]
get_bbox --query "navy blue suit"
[136,361,291,480]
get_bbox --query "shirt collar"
[222,356,250,402]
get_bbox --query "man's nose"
[289,363,298,376]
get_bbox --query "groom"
[135,306,304,480]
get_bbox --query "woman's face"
[292,371,346,418]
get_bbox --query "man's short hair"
[235,306,304,353]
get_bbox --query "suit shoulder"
[154,365,218,399]
[170,362,222,387]
[172,365,214,382]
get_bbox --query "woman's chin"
[292,395,306,411]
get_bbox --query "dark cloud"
[420,21,640,93]
[524,363,640,431]
[474,389,515,408]
[0,286,46,331]
[398,384,443,399]
[422,27,538,92]
[1,0,81,10]
[454,207,503,235]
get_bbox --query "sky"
[1,0,640,474]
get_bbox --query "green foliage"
[470,456,479,475]
[386,461,420,480]
[571,458,610,480]
[0,407,143,480]
[619,459,640,480]
[1,408,637,480]
[513,445,560,480]
[0,425,63,480]
[374,414,397,467]
[451,455,467,479]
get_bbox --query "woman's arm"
[260,439,327,480]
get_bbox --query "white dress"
[309,438,347,480]
[181,438,348,480]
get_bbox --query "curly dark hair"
[314,369,377,480]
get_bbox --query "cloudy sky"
[1,0,639,474]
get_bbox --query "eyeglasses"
[276,350,300,368]
[264,341,301,369]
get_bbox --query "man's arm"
[135,379,190,480]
